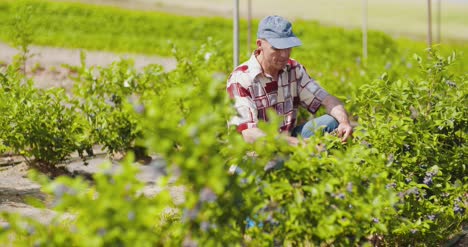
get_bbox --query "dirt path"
[0,42,177,90]
[0,154,183,227]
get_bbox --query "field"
[0,0,467,246]
[53,0,468,42]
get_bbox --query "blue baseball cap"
[257,15,302,49]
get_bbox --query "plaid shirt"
[227,53,329,133]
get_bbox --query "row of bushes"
[0,44,466,245]
[0,0,465,245]
[2,0,466,107]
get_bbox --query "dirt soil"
[0,42,177,91]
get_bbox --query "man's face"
[258,39,292,71]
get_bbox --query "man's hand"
[336,122,353,143]
[322,95,353,143]
[242,128,303,146]
[285,136,300,146]
[241,128,266,143]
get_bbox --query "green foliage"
[0,0,466,111]
[0,1,466,245]
[0,0,233,58]
[0,155,178,246]
[1,42,466,245]
[353,49,467,245]
[0,59,88,165]
[242,135,396,246]
[65,37,230,156]
[6,0,35,74]
[7,0,33,51]
[1,46,397,246]
[68,52,154,155]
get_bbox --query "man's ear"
[256,39,262,49]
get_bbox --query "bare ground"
[0,42,177,91]
[0,153,181,228]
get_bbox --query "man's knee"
[300,114,338,138]
[316,114,339,133]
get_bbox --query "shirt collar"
[245,51,291,79]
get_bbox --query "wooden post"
[247,0,252,55]
[436,0,441,44]
[362,0,368,62]
[427,0,432,47]
[233,0,240,68]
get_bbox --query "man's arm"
[322,95,353,142]
[241,128,266,143]
[242,128,301,146]
[295,64,353,142]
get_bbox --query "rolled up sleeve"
[226,73,258,133]
[297,66,329,114]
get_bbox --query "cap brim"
[267,36,302,49]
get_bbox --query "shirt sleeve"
[296,65,329,114]
[226,72,258,133]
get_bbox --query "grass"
[52,0,468,42]
[0,0,234,57]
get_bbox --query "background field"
[53,0,468,42]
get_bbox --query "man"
[227,15,353,145]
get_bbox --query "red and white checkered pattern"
[227,53,329,133]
